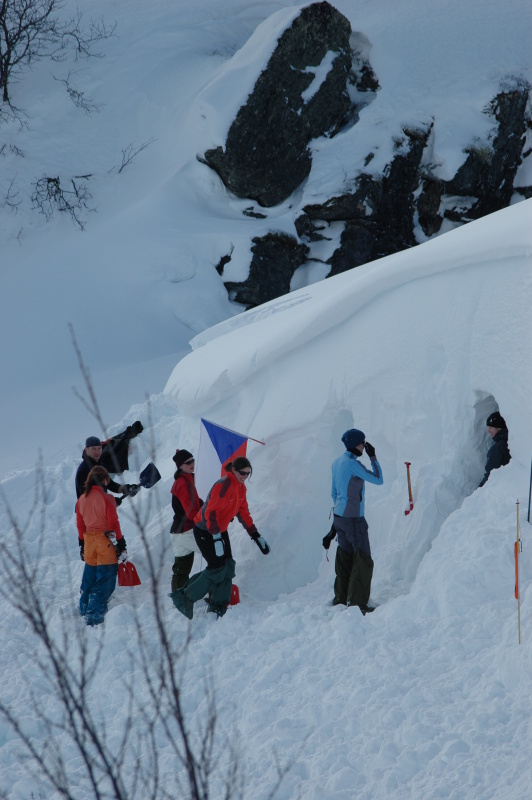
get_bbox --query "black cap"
[173,449,194,468]
[85,436,102,448]
[486,412,507,430]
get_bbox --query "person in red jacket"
[76,465,127,625]
[170,449,203,592]
[170,457,270,619]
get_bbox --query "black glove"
[251,532,270,555]
[125,483,140,497]
[78,538,85,561]
[364,441,376,458]
[115,537,127,559]
[115,496,123,507]
[131,420,143,436]
[322,525,336,550]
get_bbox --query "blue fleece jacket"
[331,451,383,518]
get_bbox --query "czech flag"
[195,419,248,500]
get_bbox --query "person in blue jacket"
[331,428,383,614]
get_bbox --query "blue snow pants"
[79,531,118,625]
[80,564,118,625]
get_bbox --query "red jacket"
[76,486,124,540]
[170,472,202,533]
[194,472,257,537]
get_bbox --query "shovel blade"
[139,462,161,489]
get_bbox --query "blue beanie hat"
[341,428,365,451]
[85,436,102,448]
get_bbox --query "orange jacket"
[194,471,257,537]
[76,486,124,540]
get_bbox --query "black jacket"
[479,429,511,487]
[75,454,122,499]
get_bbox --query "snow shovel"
[139,462,161,489]
[120,462,161,500]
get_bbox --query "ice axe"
[120,462,161,500]
[404,461,414,516]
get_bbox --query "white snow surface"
[1,1,532,798]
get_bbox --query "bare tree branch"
[53,70,104,114]
[1,174,21,212]
[108,138,156,174]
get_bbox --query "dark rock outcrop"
[445,86,530,218]
[202,1,377,207]
[296,86,531,276]
[224,233,309,308]
[201,2,531,305]
[297,125,432,276]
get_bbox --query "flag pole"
[515,500,521,645]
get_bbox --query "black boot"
[171,552,194,593]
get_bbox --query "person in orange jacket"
[169,449,203,592]
[170,457,270,619]
[76,465,127,625]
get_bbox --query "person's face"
[234,466,251,484]
[180,457,195,474]
[487,426,501,439]
[86,445,102,461]
[355,441,365,455]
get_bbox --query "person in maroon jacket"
[170,457,270,619]
[170,449,203,592]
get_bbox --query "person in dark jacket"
[479,411,511,487]
[331,428,383,615]
[75,436,137,501]
[169,449,203,592]
[170,457,270,619]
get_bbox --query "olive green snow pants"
[334,546,374,607]
[170,558,236,619]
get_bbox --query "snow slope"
[1,199,532,800]
[1,1,532,798]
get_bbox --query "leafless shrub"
[0,0,115,105]
[0,329,292,800]
[0,142,24,157]
[31,173,93,230]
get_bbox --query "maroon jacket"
[170,472,202,533]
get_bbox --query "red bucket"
[118,561,141,586]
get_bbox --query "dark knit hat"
[85,436,102,448]
[173,449,194,468]
[341,428,366,451]
[486,412,507,430]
